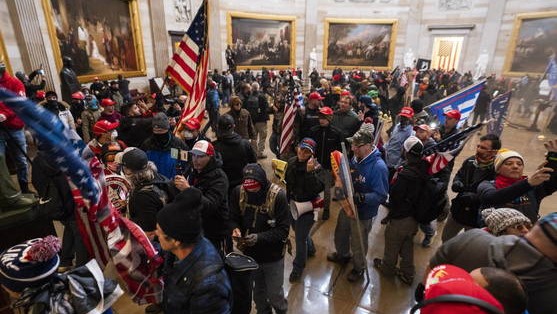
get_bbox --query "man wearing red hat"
[298,91,324,139]
[70,91,86,138]
[87,119,124,158]
[384,106,414,179]
[98,98,122,123]
[179,117,206,148]
[174,140,230,255]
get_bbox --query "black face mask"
[45,100,59,112]
[153,132,170,143]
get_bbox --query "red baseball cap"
[71,91,85,100]
[414,124,432,133]
[183,117,201,131]
[35,90,46,99]
[191,140,214,156]
[101,98,116,107]
[309,92,324,100]
[420,264,504,314]
[444,109,461,120]
[319,106,334,116]
[399,106,415,118]
[340,90,352,97]
[93,120,120,135]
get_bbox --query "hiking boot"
[396,270,414,286]
[257,154,268,159]
[326,252,350,265]
[347,269,364,282]
[437,209,449,222]
[289,270,302,283]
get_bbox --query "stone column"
[404,0,425,63]
[148,0,170,77]
[208,0,223,71]
[7,0,59,93]
[303,0,318,82]
[477,0,505,74]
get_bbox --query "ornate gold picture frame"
[323,18,398,70]
[227,12,296,70]
[0,31,11,74]
[42,0,146,82]
[503,11,557,77]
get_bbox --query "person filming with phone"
[477,139,557,223]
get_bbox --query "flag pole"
[340,142,371,289]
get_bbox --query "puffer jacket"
[163,237,232,314]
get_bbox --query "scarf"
[495,174,527,189]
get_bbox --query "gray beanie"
[481,207,531,235]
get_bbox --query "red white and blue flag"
[425,80,486,127]
[423,123,482,174]
[279,79,301,156]
[0,88,163,304]
[167,0,209,128]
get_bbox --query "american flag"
[399,70,408,88]
[423,123,482,174]
[0,88,163,304]
[167,0,209,129]
[279,77,301,156]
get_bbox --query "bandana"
[495,174,527,190]
[243,179,261,192]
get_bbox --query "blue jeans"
[419,223,435,237]
[291,211,315,273]
[253,259,288,313]
[334,210,373,271]
[0,128,28,184]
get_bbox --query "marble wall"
[2,0,557,94]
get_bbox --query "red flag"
[166,1,208,129]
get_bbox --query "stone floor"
[75,98,557,313]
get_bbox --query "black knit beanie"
[157,188,203,244]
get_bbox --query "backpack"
[412,176,448,224]
[238,183,282,222]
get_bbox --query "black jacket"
[32,152,74,221]
[452,156,496,193]
[309,124,344,170]
[213,132,257,191]
[163,237,232,313]
[387,159,428,220]
[477,153,557,223]
[188,156,230,240]
[229,184,290,263]
[285,156,324,202]
[243,91,269,123]
[297,106,321,140]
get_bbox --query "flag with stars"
[423,123,483,174]
[280,76,301,156]
[0,88,164,304]
[167,0,209,130]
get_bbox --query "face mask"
[183,130,195,140]
[111,130,118,141]
[153,132,169,142]
[45,100,59,111]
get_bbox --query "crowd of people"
[0,55,556,314]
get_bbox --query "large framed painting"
[324,18,398,70]
[504,11,557,76]
[0,32,11,75]
[42,0,146,82]
[227,12,296,69]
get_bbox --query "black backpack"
[412,176,447,224]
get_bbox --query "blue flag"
[425,80,486,128]
[487,91,512,137]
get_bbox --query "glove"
[451,181,464,193]
[414,282,425,303]
[242,233,258,247]
[354,192,365,205]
